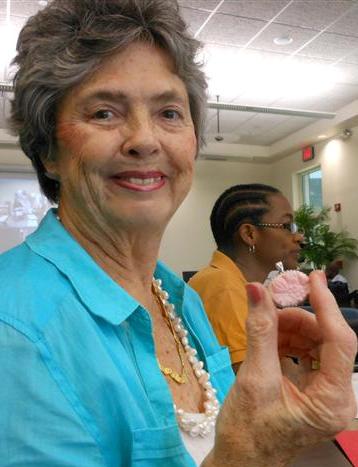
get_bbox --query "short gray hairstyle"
[10,0,207,203]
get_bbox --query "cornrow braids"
[210,183,281,251]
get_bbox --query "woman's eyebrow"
[77,90,128,106]
[276,212,293,222]
[77,89,187,107]
[149,90,187,105]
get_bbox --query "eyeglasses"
[254,222,300,234]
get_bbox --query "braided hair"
[210,183,281,252]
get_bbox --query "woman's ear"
[236,223,257,248]
[42,158,60,181]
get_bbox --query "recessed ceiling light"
[318,134,327,139]
[38,0,48,6]
[273,35,293,46]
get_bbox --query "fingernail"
[246,283,263,306]
[318,270,327,285]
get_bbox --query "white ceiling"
[2,0,358,160]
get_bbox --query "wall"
[3,137,357,289]
[0,146,30,168]
[159,159,271,275]
[271,126,358,290]
[0,146,272,277]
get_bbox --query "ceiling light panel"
[272,81,358,112]
[204,44,343,103]
[201,43,245,101]
[335,63,358,85]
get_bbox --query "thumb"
[244,282,281,377]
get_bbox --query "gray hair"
[10,0,207,203]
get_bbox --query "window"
[0,172,51,254]
[301,167,322,209]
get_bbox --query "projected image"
[0,175,51,253]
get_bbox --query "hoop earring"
[249,245,256,254]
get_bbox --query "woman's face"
[48,42,197,233]
[255,194,303,271]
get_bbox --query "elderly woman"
[0,1,356,466]
[189,183,304,372]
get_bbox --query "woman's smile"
[110,170,166,192]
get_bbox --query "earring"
[249,245,256,254]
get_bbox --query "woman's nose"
[294,231,305,243]
[121,115,160,158]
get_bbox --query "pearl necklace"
[152,278,220,437]
[53,217,218,437]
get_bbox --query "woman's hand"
[203,270,357,467]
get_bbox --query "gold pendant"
[160,365,187,384]
[171,372,187,384]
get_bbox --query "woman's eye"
[162,109,181,120]
[93,109,114,120]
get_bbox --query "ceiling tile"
[2,0,358,148]
[197,13,266,46]
[260,117,315,143]
[274,0,354,30]
[235,113,289,136]
[178,0,221,11]
[297,32,358,61]
[231,113,313,146]
[230,114,289,144]
[233,89,282,107]
[218,0,290,21]
[325,6,358,36]
[206,108,255,134]
[308,83,358,110]
[273,95,331,110]
[179,7,211,36]
[0,1,5,16]
[8,1,43,17]
[242,113,288,129]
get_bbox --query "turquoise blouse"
[0,210,234,466]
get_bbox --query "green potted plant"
[294,204,358,270]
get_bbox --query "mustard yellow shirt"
[189,250,248,364]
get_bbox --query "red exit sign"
[302,146,315,162]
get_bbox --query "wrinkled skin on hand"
[203,271,357,467]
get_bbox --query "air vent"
[0,82,337,120]
[200,155,228,162]
[0,83,13,93]
[207,101,336,119]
